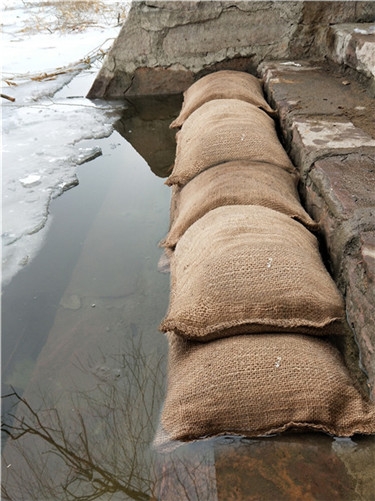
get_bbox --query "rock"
[327,24,375,82]
[291,119,375,176]
[259,60,375,176]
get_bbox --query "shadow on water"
[115,94,183,178]
[2,93,375,500]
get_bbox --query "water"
[1,96,177,500]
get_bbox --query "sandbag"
[170,70,275,128]
[166,100,294,186]
[161,161,318,249]
[159,205,344,340]
[161,332,375,441]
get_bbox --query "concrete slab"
[88,2,375,99]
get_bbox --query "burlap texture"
[161,332,375,440]
[170,70,275,128]
[160,206,344,340]
[161,161,318,249]
[166,100,294,187]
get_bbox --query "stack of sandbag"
[158,70,375,442]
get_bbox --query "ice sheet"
[2,1,130,285]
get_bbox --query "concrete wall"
[87,1,375,99]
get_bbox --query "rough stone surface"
[260,60,375,398]
[346,232,375,399]
[126,66,194,96]
[87,1,375,98]
[327,24,375,81]
[259,60,375,175]
[305,155,375,278]
[291,119,375,176]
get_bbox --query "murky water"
[2,95,375,501]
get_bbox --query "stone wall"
[87,1,375,99]
[258,60,375,398]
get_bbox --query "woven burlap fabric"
[170,70,275,128]
[161,161,318,249]
[166,100,294,187]
[160,205,344,340]
[161,332,375,441]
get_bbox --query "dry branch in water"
[1,338,165,501]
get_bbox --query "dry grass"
[18,0,128,34]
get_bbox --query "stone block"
[303,155,375,396]
[260,58,375,397]
[308,155,375,218]
[327,24,375,80]
[304,154,375,278]
[162,6,294,60]
[301,2,375,25]
[259,60,375,175]
[345,233,375,400]
[291,118,375,176]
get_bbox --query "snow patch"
[1,0,130,286]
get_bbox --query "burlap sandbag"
[166,99,294,186]
[161,161,318,249]
[161,332,375,441]
[160,205,344,340]
[170,70,275,128]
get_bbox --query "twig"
[1,93,16,102]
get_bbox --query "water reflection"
[114,95,182,178]
[2,338,164,500]
[152,434,375,501]
[3,382,375,501]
